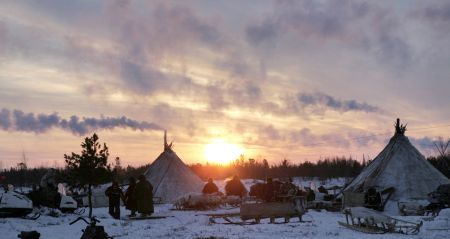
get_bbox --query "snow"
[1,204,449,239]
[1,178,449,239]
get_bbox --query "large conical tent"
[345,119,449,201]
[143,131,204,203]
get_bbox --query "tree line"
[3,154,448,186]
[2,154,449,187]
[190,156,367,180]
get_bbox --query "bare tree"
[433,137,450,171]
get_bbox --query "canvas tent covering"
[344,119,449,201]
[144,132,204,203]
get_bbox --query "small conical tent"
[143,131,204,203]
[344,119,449,201]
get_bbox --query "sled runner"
[127,215,170,220]
[339,207,422,235]
[208,196,307,225]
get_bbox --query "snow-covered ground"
[1,178,449,239]
[1,205,449,239]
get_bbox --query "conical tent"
[143,131,204,203]
[345,119,449,201]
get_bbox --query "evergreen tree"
[64,133,112,218]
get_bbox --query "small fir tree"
[64,133,112,218]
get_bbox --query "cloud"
[297,92,380,113]
[245,0,412,67]
[410,136,435,150]
[261,125,282,141]
[101,1,224,94]
[422,3,450,23]
[245,0,369,43]
[0,21,7,55]
[409,136,450,154]
[290,128,351,148]
[249,124,361,149]
[413,2,450,35]
[0,108,162,135]
[246,19,278,46]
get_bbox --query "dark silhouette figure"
[249,183,265,199]
[124,177,137,217]
[365,187,382,210]
[280,177,297,196]
[264,177,276,202]
[105,181,124,219]
[133,175,154,216]
[306,188,315,202]
[318,185,328,194]
[225,175,246,197]
[202,178,219,194]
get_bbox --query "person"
[365,187,382,210]
[280,177,297,196]
[105,181,124,219]
[249,182,265,199]
[306,187,315,202]
[124,177,138,217]
[224,175,247,198]
[27,184,42,207]
[264,177,276,202]
[202,178,219,194]
[133,175,154,216]
[318,185,328,194]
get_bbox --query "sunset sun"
[204,139,244,164]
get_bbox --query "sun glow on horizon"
[204,139,244,164]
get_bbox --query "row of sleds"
[195,194,423,235]
[179,185,431,236]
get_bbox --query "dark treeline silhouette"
[1,154,449,186]
[0,164,150,188]
[0,167,57,188]
[190,156,367,180]
[427,153,450,178]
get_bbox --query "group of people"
[202,175,247,197]
[105,175,154,219]
[251,177,305,202]
[202,175,310,203]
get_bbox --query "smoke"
[0,108,11,130]
[0,108,162,135]
[297,92,380,113]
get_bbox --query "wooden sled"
[398,201,426,216]
[208,196,307,225]
[339,207,422,235]
[342,187,395,211]
[308,200,342,212]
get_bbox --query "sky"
[0,0,449,168]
